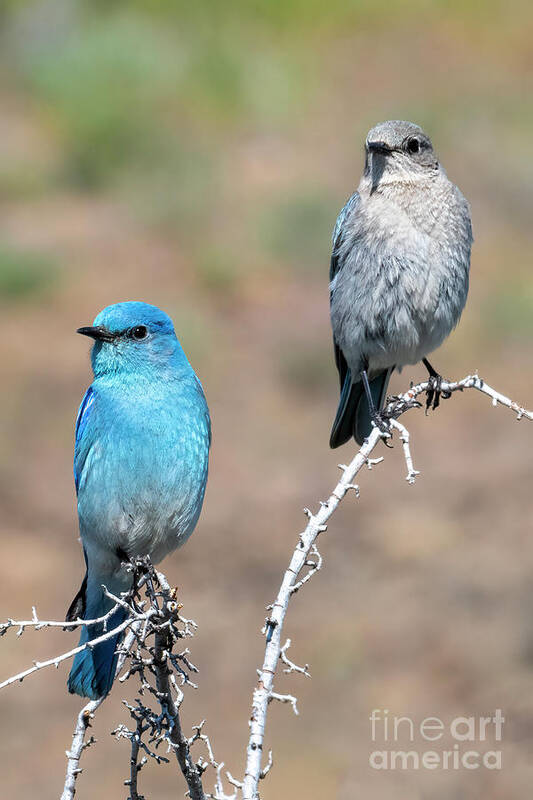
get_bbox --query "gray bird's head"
[363,120,440,190]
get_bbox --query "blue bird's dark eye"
[131,325,148,340]
[406,138,420,154]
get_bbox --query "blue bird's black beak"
[77,326,116,343]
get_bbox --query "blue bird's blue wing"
[193,375,212,448]
[74,386,96,494]
[70,383,124,699]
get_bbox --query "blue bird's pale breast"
[75,373,210,575]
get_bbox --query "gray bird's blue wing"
[330,192,360,390]
[330,191,360,282]
[328,192,394,447]
[74,386,96,494]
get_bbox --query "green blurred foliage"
[195,250,242,297]
[1,0,531,321]
[0,247,57,302]
[279,343,333,395]
[5,2,307,190]
[84,0,532,34]
[484,281,533,340]
[16,13,183,188]
[165,304,219,367]
[121,148,218,235]
[0,166,49,201]
[259,194,333,273]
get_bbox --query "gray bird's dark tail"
[329,367,393,448]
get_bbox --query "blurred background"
[0,1,532,798]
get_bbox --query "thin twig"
[0,603,123,636]
[0,614,143,691]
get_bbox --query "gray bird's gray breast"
[330,178,471,374]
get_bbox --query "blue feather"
[67,302,210,699]
[73,387,95,493]
[68,577,127,700]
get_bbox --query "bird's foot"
[124,555,161,609]
[425,373,451,412]
[386,394,422,417]
[370,409,393,445]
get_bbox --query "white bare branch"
[389,418,420,484]
[240,374,532,799]
[61,625,140,800]
[280,639,310,678]
[0,619,135,691]
[60,698,103,800]
[269,690,299,715]
[0,606,152,691]
[0,602,123,636]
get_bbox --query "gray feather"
[329,120,472,448]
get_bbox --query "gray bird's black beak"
[367,141,393,155]
[76,326,117,343]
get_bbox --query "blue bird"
[66,301,211,699]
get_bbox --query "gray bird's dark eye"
[131,325,148,340]
[406,138,420,154]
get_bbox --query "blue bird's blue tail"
[330,367,393,448]
[67,575,128,700]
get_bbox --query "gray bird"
[329,120,472,448]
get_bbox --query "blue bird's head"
[78,301,189,378]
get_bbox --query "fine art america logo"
[369,709,504,771]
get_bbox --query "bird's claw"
[371,410,393,445]
[425,374,449,412]
[386,395,422,416]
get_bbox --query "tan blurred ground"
[0,2,532,798]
